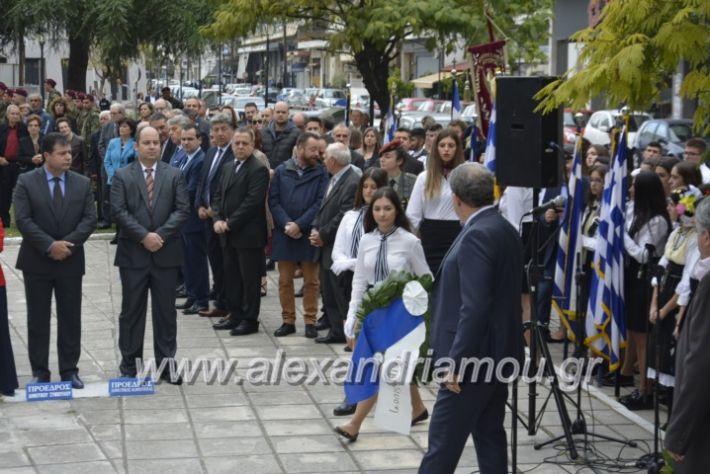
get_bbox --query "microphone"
[527,195,566,215]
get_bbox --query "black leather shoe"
[159,372,183,385]
[304,324,317,339]
[294,286,304,297]
[213,319,238,330]
[63,373,84,389]
[96,221,111,230]
[176,286,187,298]
[230,321,259,336]
[411,409,429,426]
[333,401,356,416]
[175,300,194,310]
[274,323,296,337]
[183,304,208,315]
[315,318,330,331]
[315,333,346,344]
[619,389,652,410]
[2,390,15,397]
[602,373,634,387]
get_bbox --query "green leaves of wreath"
[354,271,434,361]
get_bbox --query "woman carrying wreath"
[335,187,432,442]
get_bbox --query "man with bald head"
[261,101,300,168]
[0,105,28,226]
[292,112,306,131]
[331,123,365,170]
[111,126,189,383]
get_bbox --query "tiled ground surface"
[0,236,660,473]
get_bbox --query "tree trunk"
[354,39,392,122]
[17,31,25,85]
[67,33,90,92]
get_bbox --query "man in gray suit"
[13,133,97,388]
[111,126,189,383]
[309,142,360,343]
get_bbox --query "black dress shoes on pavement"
[175,285,187,299]
[274,323,296,337]
[315,332,346,344]
[175,300,194,310]
[158,372,183,385]
[63,373,85,389]
[333,400,356,416]
[183,304,208,315]
[213,319,238,330]
[28,376,50,385]
[230,321,259,336]
[315,317,330,331]
[304,324,318,339]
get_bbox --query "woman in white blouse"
[618,171,670,410]
[335,187,432,442]
[406,129,465,274]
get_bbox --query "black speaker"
[495,76,563,188]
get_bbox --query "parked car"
[399,113,451,130]
[583,109,651,146]
[633,118,700,159]
[276,88,303,101]
[461,104,478,125]
[315,88,346,108]
[349,87,371,109]
[285,90,309,108]
[396,98,429,113]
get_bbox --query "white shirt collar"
[464,204,495,226]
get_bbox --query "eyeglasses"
[254,120,263,124]
[684,150,701,156]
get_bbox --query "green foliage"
[661,449,674,473]
[537,0,710,134]
[388,69,415,99]
[204,0,552,114]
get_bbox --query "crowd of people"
[1,78,710,471]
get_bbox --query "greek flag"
[452,79,461,119]
[483,104,496,173]
[585,128,628,371]
[384,107,396,144]
[469,124,478,161]
[551,138,584,340]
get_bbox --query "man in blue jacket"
[269,132,328,338]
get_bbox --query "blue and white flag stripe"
[452,80,461,119]
[585,128,628,371]
[551,137,584,339]
[384,108,396,144]
[483,104,496,173]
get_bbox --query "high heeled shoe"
[411,409,429,426]
[334,426,359,442]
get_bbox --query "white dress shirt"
[331,208,363,275]
[499,186,533,234]
[405,173,458,230]
[624,215,669,263]
[345,227,432,338]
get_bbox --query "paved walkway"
[0,237,659,473]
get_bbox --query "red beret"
[378,139,404,155]
[77,92,86,100]
[45,78,57,87]
[0,82,6,91]
[86,94,95,101]
[14,88,27,97]
[67,90,76,98]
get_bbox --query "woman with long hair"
[137,102,155,122]
[378,141,417,209]
[335,187,432,442]
[0,220,18,397]
[618,171,670,410]
[406,129,465,274]
[18,114,44,171]
[584,144,610,173]
[49,97,78,133]
[670,160,703,190]
[362,127,381,169]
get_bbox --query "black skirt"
[647,261,683,379]
[625,258,655,333]
[419,219,461,275]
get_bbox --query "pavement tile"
[36,461,118,474]
[262,419,335,437]
[123,422,194,441]
[190,406,255,422]
[193,420,263,439]
[270,434,345,454]
[351,450,424,470]
[126,458,205,474]
[256,404,323,420]
[125,439,199,460]
[0,450,31,468]
[278,452,357,473]
[198,436,272,457]
[27,442,107,464]
[203,454,282,474]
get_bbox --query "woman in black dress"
[0,220,19,397]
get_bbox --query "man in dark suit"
[309,142,360,343]
[13,133,97,388]
[211,127,269,336]
[419,163,524,474]
[195,113,234,320]
[176,124,209,315]
[111,126,189,383]
[148,113,176,164]
[665,198,710,473]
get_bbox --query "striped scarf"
[374,226,398,283]
[350,208,366,258]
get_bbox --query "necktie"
[208,148,223,182]
[145,168,154,207]
[349,208,365,258]
[389,178,397,190]
[52,177,63,213]
[234,159,243,174]
[374,226,398,283]
[326,177,335,197]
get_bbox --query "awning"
[411,71,452,89]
